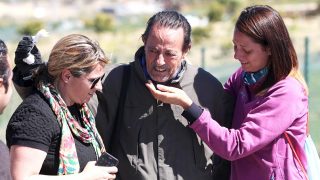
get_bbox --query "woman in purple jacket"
[146,5,308,180]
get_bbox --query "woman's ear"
[61,69,72,83]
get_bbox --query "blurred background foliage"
[17,19,44,35]
[0,0,320,152]
[84,13,115,33]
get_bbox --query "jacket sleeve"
[190,78,308,161]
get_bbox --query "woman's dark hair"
[142,10,192,51]
[0,39,11,93]
[235,5,298,88]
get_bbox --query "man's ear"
[61,69,72,83]
[142,35,146,44]
[182,44,191,59]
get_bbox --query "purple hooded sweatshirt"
[190,68,308,180]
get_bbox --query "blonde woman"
[7,34,117,180]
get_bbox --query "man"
[90,10,231,180]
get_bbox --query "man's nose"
[156,53,165,65]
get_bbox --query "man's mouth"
[154,67,166,72]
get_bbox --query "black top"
[0,140,11,180]
[6,91,96,175]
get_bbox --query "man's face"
[144,25,188,82]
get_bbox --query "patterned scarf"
[243,67,269,85]
[37,81,105,175]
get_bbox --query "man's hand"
[145,81,193,109]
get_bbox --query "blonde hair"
[48,34,109,81]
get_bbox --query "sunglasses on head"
[89,73,105,89]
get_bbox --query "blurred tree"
[85,13,114,33]
[207,0,242,23]
[207,1,224,22]
[224,0,242,16]
[192,26,211,45]
[162,0,182,10]
[17,19,44,36]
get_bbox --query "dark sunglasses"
[89,74,105,89]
